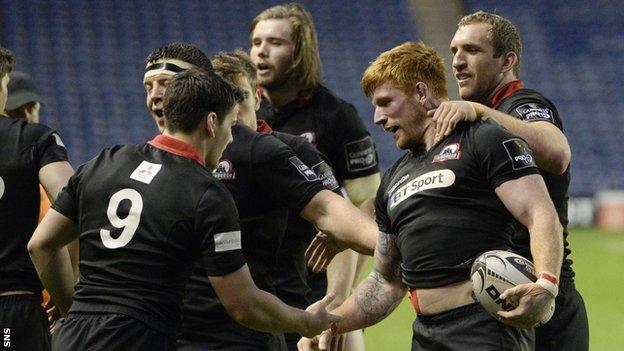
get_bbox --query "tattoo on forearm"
[353,232,404,325]
[354,272,404,325]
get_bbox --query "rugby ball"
[471,250,555,324]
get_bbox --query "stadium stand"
[1,0,621,195]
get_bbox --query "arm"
[495,174,563,278]
[299,190,376,255]
[430,101,571,174]
[28,209,79,316]
[494,174,563,327]
[39,161,74,201]
[209,264,337,338]
[299,232,406,351]
[326,173,381,305]
[39,160,79,280]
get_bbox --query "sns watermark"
[3,328,10,348]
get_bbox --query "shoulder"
[499,88,560,123]
[313,86,358,116]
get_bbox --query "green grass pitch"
[363,228,624,350]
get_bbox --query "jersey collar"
[148,134,205,166]
[256,119,273,134]
[488,80,524,109]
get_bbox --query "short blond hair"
[458,11,522,77]
[211,49,257,87]
[361,42,447,98]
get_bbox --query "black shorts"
[177,332,287,351]
[0,294,50,351]
[535,279,588,351]
[412,303,534,351]
[52,312,175,351]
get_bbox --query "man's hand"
[305,232,346,273]
[301,294,341,338]
[497,282,555,328]
[298,328,345,351]
[429,101,481,141]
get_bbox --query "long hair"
[250,3,321,96]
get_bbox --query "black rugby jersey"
[0,118,68,295]
[270,125,341,310]
[258,85,379,182]
[376,121,540,288]
[491,80,574,279]
[180,124,327,346]
[52,135,244,338]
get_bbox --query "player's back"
[56,139,235,338]
[0,117,68,295]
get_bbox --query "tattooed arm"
[330,231,406,332]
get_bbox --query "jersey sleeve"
[471,122,540,189]
[324,102,380,181]
[195,181,246,277]
[252,134,327,214]
[51,166,82,223]
[503,92,563,131]
[374,172,393,235]
[32,126,69,168]
[288,135,341,193]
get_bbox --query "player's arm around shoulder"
[432,100,570,174]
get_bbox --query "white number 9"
[100,188,143,249]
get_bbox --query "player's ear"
[205,112,217,138]
[253,85,261,111]
[500,51,518,75]
[414,82,429,103]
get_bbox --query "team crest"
[213,159,236,180]
[432,143,461,163]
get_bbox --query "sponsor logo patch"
[213,159,236,180]
[130,161,162,184]
[299,131,316,144]
[502,138,536,170]
[214,230,242,252]
[312,161,340,191]
[289,156,319,181]
[515,103,554,123]
[389,170,455,209]
[432,143,461,163]
[345,136,377,172]
[52,133,66,148]
[387,173,411,196]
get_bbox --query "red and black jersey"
[491,80,573,279]
[180,124,328,346]
[258,85,379,182]
[0,118,68,296]
[376,121,539,288]
[52,134,244,338]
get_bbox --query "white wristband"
[536,278,559,297]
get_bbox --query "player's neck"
[162,131,204,158]
[487,73,518,103]
[261,84,301,110]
